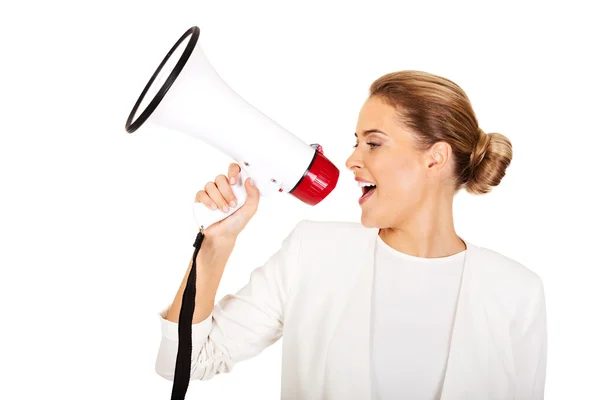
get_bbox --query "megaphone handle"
[192,167,251,229]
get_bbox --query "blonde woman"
[156,71,547,399]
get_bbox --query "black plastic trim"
[125,26,200,133]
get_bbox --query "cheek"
[386,160,425,195]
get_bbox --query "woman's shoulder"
[467,242,544,304]
[467,243,546,332]
[291,219,376,245]
[284,219,376,264]
[293,219,375,234]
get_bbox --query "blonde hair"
[369,70,512,195]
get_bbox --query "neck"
[378,193,465,258]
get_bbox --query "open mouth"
[361,185,376,197]
[360,184,377,199]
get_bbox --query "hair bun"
[466,129,513,195]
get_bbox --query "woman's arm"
[155,220,306,381]
[165,235,236,325]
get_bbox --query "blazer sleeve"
[513,275,548,400]
[155,220,306,381]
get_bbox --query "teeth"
[357,182,376,188]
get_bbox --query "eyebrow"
[354,129,388,138]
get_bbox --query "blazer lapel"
[322,228,378,400]
[439,243,516,400]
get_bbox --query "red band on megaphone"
[290,149,339,206]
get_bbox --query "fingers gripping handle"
[192,168,251,229]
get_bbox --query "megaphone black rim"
[125,26,200,133]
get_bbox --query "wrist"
[200,234,236,255]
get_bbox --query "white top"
[371,235,466,400]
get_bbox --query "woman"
[155,71,547,399]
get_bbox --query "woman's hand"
[195,163,260,241]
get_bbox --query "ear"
[427,142,452,170]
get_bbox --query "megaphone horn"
[125,26,340,230]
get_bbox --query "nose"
[345,149,362,172]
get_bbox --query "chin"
[360,203,406,230]
[360,219,376,228]
[360,210,383,229]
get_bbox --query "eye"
[353,142,380,149]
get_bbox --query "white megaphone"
[125,26,339,229]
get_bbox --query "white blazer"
[156,219,547,399]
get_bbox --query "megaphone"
[125,26,339,230]
[124,26,339,400]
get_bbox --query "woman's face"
[345,96,440,228]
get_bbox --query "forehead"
[356,96,407,138]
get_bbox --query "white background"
[1,0,598,399]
